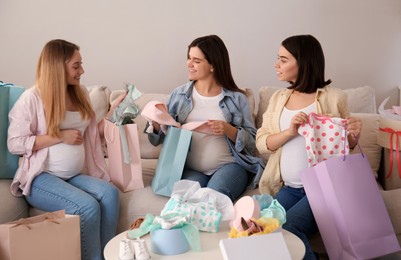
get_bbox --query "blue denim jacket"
[148,81,265,189]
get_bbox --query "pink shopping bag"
[300,152,400,260]
[104,120,144,192]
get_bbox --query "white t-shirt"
[44,111,89,179]
[279,103,316,188]
[185,88,235,175]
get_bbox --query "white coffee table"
[104,222,305,260]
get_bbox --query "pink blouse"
[7,86,110,196]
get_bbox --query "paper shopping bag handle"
[0,81,15,87]
[104,121,116,143]
[343,134,364,161]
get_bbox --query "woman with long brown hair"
[148,35,264,201]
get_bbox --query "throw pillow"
[86,85,111,123]
[342,85,377,114]
[256,86,280,129]
[241,88,256,122]
[350,112,381,177]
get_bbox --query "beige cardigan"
[256,86,350,195]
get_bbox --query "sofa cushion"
[349,113,381,176]
[242,88,256,122]
[86,85,111,123]
[0,180,29,224]
[343,86,377,114]
[255,86,281,129]
[380,188,401,235]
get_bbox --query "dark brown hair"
[188,35,244,94]
[283,35,332,93]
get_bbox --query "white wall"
[1,0,400,107]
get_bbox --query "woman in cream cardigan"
[256,35,362,259]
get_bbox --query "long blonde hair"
[36,39,93,138]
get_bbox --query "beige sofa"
[1,85,400,254]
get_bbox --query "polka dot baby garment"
[298,112,350,167]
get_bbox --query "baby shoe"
[129,217,145,230]
[119,239,134,260]
[133,238,151,260]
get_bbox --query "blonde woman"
[8,39,119,260]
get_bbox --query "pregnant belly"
[45,143,85,178]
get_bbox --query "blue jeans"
[182,162,248,201]
[274,186,318,260]
[25,173,120,260]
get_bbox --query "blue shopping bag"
[0,82,25,178]
[151,126,192,197]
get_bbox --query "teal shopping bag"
[0,82,25,178]
[151,126,192,197]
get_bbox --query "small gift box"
[377,97,401,190]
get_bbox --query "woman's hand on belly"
[33,129,82,151]
[60,129,83,145]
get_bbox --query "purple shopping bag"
[301,153,400,260]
